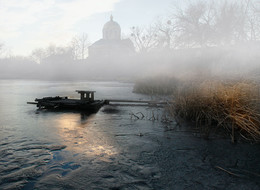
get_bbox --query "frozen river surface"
[0,80,259,189]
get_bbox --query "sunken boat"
[28,90,106,112]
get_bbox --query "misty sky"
[0,0,174,56]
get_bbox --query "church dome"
[102,15,121,40]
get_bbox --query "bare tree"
[31,48,46,64]
[246,0,260,40]
[0,43,3,58]
[30,45,73,65]
[130,25,160,52]
[170,0,216,48]
[0,42,6,57]
[70,33,90,60]
[214,1,248,44]
[154,19,177,49]
[169,0,260,47]
[0,43,3,52]
[30,45,64,64]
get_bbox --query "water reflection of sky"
[55,111,119,161]
[0,80,160,189]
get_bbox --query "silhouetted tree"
[130,26,160,52]
[70,33,90,60]
[31,48,46,64]
[0,42,8,57]
[171,1,218,47]
[155,19,179,49]
[30,45,74,66]
[169,0,260,47]
[214,1,246,44]
[0,43,3,53]
[43,45,73,65]
[246,0,260,40]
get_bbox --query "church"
[88,16,135,58]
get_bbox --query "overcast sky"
[0,0,174,56]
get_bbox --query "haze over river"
[0,80,259,189]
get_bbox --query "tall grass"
[173,80,260,142]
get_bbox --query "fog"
[0,0,260,82]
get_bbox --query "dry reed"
[173,80,260,142]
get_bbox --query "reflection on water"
[55,112,118,159]
[0,80,156,189]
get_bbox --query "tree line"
[0,0,259,80]
[1,0,260,59]
[130,0,260,52]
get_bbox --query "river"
[0,80,259,189]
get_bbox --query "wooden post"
[90,92,94,101]
[80,92,84,100]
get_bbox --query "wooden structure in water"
[76,90,95,101]
[27,90,169,112]
[28,90,106,112]
[105,99,168,107]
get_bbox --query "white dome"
[102,15,121,40]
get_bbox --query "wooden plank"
[27,102,38,105]
[108,103,165,107]
[106,99,168,104]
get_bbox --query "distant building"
[88,15,135,58]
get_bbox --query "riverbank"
[134,77,260,143]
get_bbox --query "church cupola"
[102,15,121,40]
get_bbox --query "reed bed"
[173,80,260,142]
